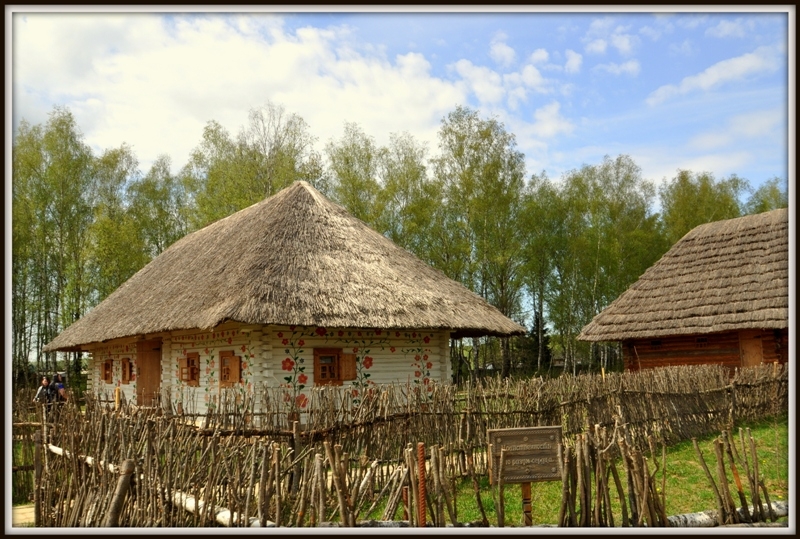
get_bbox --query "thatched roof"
[45,181,525,352]
[578,208,789,342]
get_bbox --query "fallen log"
[172,490,273,527]
[47,444,119,473]
[667,501,788,528]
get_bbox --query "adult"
[52,372,68,402]
[33,376,54,404]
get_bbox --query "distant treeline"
[12,103,788,381]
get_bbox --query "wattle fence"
[11,363,788,527]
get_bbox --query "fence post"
[104,459,135,527]
[417,442,427,527]
[33,430,42,527]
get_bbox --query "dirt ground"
[11,504,34,526]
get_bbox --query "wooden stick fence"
[13,363,787,527]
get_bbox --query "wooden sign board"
[488,426,562,485]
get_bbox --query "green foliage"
[12,107,95,377]
[659,170,749,245]
[12,102,787,385]
[744,177,788,214]
[326,122,383,225]
[184,102,326,228]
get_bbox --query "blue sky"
[7,6,794,197]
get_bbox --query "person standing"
[52,372,68,402]
[33,376,54,404]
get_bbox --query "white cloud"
[676,15,708,30]
[669,39,693,56]
[585,39,607,55]
[13,14,469,174]
[489,35,516,67]
[646,45,783,106]
[705,19,750,38]
[586,17,616,37]
[582,18,638,56]
[452,60,505,104]
[610,31,636,55]
[639,25,661,41]
[530,48,549,64]
[689,109,783,150]
[530,101,574,138]
[564,50,582,74]
[595,60,640,76]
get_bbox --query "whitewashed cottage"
[44,181,525,415]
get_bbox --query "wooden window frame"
[314,348,357,386]
[219,350,242,388]
[102,360,113,384]
[120,358,132,384]
[179,352,200,387]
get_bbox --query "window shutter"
[103,360,113,384]
[179,357,190,382]
[341,354,357,381]
[180,353,200,387]
[121,358,131,384]
[187,352,200,387]
[219,351,241,388]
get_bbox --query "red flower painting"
[296,394,308,408]
[282,358,295,371]
[298,373,308,384]
[362,356,374,369]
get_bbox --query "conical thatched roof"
[45,181,525,352]
[578,208,789,342]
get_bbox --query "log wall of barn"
[623,331,741,371]
[622,328,789,371]
[761,328,789,364]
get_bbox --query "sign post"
[488,426,562,526]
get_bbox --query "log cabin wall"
[622,328,789,371]
[622,331,741,371]
[761,328,789,365]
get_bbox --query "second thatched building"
[578,208,789,371]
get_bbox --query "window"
[120,358,132,384]
[179,352,200,387]
[650,340,662,349]
[313,348,357,386]
[219,350,241,388]
[695,337,708,348]
[102,360,113,384]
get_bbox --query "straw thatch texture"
[45,181,525,352]
[578,209,788,342]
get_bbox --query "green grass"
[363,415,789,527]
